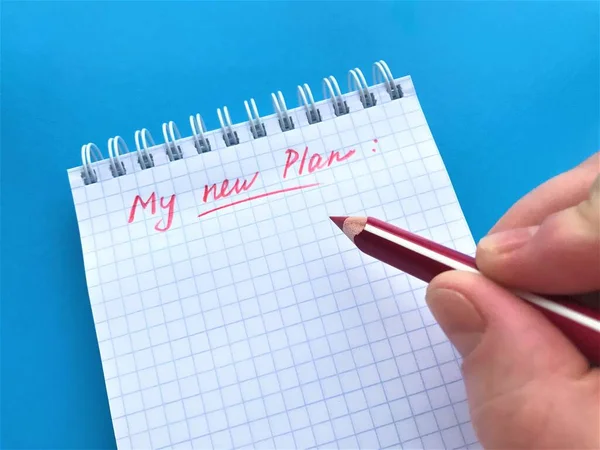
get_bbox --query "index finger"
[490,152,600,234]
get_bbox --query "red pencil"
[330,215,600,365]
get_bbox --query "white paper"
[68,76,478,450]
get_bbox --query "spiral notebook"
[67,60,479,450]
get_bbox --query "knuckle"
[469,381,553,449]
[576,174,600,232]
[578,151,600,171]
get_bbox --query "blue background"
[1,1,598,448]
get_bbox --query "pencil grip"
[365,217,600,366]
[528,299,600,365]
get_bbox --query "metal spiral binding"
[78,59,403,185]
[323,76,350,116]
[107,136,128,177]
[217,107,239,146]
[80,143,103,185]
[189,114,211,153]
[134,128,156,169]
[349,68,376,108]
[374,60,403,100]
[244,99,267,139]
[162,121,184,161]
[272,91,295,131]
[297,83,321,124]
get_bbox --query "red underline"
[198,183,321,218]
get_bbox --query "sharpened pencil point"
[329,216,347,231]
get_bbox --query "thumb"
[426,271,594,448]
[476,174,600,294]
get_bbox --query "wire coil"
[79,60,404,185]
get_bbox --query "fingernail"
[478,226,539,254]
[426,288,485,357]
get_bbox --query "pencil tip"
[329,216,347,231]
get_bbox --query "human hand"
[425,152,600,449]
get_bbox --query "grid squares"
[69,79,476,449]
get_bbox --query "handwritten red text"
[203,172,260,203]
[128,193,176,232]
[283,146,356,179]
[128,141,372,225]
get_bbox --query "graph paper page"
[68,78,479,450]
